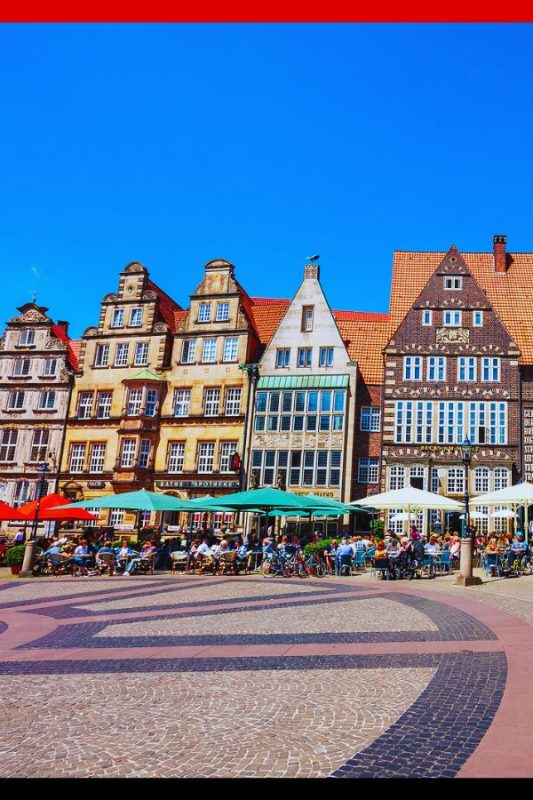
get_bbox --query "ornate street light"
[20,461,51,577]
[455,438,482,586]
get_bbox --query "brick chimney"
[56,320,69,336]
[493,235,507,273]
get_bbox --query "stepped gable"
[390,247,532,361]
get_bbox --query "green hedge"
[303,538,333,557]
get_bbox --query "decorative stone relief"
[436,328,469,344]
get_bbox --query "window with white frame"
[410,465,425,489]
[69,443,86,473]
[111,308,124,328]
[173,389,191,417]
[438,401,465,444]
[444,276,463,290]
[77,392,93,419]
[427,356,446,381]
[7,391,25,410]
[494,467,509,491]
[216,302,230,321]
[0,430,17,462]
[302,306,314,332]
[168,442,185,473]
[469,401,507,445]
[202,338,217,362]
[220,441,238,472]
[14,480,32,506]
[297,348,312,367]
[395,400,432,444]
[89,443,106,473]
[145,389,158,417]
[198,442,215,473]
[403,356,422,381]
[18,329,35,346]
[96,391,112,419]
[222,337,238,362]
[476,505,489,535]
[134,342,149,366]
[431,467,440,494]
[39,391,56,410]
[276,348,290,368]
[30,429,49,462]
[388,508,404,536]
[120,438,136,468]
[360,406,381,432]
[225,387,242,416]
[448,467,465,495]
[129,308,143,327]
[474,467,489,494]
[181,339,196,364]
[482,357,500,382]
[358,457,379,484]
[94,344,110,367]
[198,303,211,322]
[422,310,432,326]
[114,344,129,367]
[473,310,484,327]
[13,358,31,376]
[443,310,462,327]
[458,357,476,382]
[204,388,220,416]
[138,439,151,468]
[109,509,124,527]
[44,359,57,376]
[388,465,405,490]
[126,388,143,416]
[319,347,334,367]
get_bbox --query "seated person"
[449,535,461,560]
[335,538,353,576]
[373,541,389,559]
[73,538,95,574]
[323,539,337,572]
[424,535,441,556]
[96,540,116,571]
[386,536,400,556]
[123,541,157,576]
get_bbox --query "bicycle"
[303,552,327,577]
[262,553,293,578]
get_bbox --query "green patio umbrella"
[196,487,343,513]
[55,488,199,512]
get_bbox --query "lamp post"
[455,438,482,586]
[20,461,51,577]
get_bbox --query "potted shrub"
[6,544,26,575]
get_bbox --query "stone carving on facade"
[440,297,466,308]
[83,326,98,337]
[276,470,286,491]
[153,322,168,333]
[10,309,50,325]
[143,290,157,301]
[436,328,469,344]
[249,471,259,489]
[103,293,119,303]
[124,263,147,274]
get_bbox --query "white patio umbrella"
[353,486,463,537]
[471,481,533,542]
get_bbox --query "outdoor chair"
[336,554,352,576]
[482,552,502,578]
[437,551,452,574]
[370,557,392,581]
[218,550,238,576]
[95,552,116,576]
[137,553,155,575]
[351,550,367,574]
[366,545,376,562]
[420,554,436,578]
[170,551,189,575]
[194,552,216,575]
[43,553,74,577]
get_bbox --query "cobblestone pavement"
[0,570,531,778]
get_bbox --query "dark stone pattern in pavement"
[332,650,507,779]
[0,622,6,635]
[380,592,497,641]
[0,580,179,611]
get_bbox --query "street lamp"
[455,438,482,586]
[20,462,51,577]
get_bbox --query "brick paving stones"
[0,572,530,778]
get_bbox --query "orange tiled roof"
[390,250,533,363]
[145,278,183,333]
[336,314,390,385]
[249,297,290,345]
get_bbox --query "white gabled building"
[247,262,358,509]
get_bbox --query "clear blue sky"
[1,23,533,337]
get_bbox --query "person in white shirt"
[424,534,441,555]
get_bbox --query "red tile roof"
[336,314,390,384]
[51,324,79,372]
[249,297,290,345]
[145,278,183,333]
[390,250,533,363]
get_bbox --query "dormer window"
[111,308,124,328]
[444,276,463,290]
[216,302,230,321]
[198,303,211,323]
[422,310,432,326]
[443,310,462,327]
[129,308,142,327]
[473,310,484,327]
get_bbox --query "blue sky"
[1,24,533,336]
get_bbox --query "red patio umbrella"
[0,501,29,521]
[16,493,98,522]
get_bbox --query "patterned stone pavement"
[0,572,531,778]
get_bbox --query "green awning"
[123,369,165,382]
[257,374,350,390]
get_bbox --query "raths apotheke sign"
[155,480,240,489]
[523,407,533,481]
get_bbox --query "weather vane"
[305,254,320,263]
